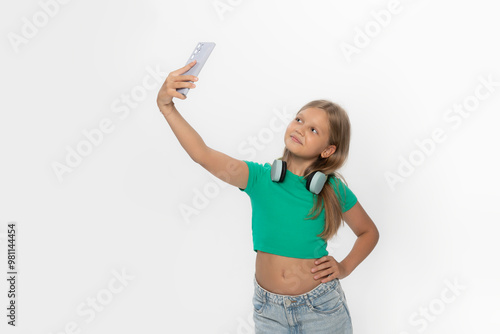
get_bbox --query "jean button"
[285,299,291,307]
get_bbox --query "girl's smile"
[290,135,302,144]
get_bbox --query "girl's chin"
[284,143,298,152]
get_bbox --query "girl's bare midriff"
[255,250,322,296]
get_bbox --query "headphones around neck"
[270,159,328,195]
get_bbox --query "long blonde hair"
[279,99,352,241]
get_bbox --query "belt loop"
[304,293,311,307]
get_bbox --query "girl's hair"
[278,99,352,241]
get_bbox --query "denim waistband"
[253,274,339,306]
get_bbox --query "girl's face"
[285,107,336,160]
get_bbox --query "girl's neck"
[285,156,314,177]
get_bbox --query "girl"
[158,60,379,333]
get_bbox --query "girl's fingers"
[169,78,197,87]
[171,60,197,76]
[161,88,186,100]
[311,263,327,272]
[314,270,331,280]
[160,85,192,102]
[169,81,195,89]
[170,91,186,100]
[160,61,198,101]
[174,74,198,82]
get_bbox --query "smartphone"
[176,42,216,97]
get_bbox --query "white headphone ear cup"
[306,171,327,195]
[271,159,286,182]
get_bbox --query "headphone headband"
[270,159,327,195]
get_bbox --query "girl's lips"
[291,136,302,144]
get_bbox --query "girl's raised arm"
[157,60,204,162]
[157,61,249,190]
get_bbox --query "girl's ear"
[322,145,336,158]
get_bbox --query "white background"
[1,0,499,333]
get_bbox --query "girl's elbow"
[372,227,380,244]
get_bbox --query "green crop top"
[238,160,357,259]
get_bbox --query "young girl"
[158,60,379,333]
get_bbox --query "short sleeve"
[330,177,357,213]
[238,160,267,195]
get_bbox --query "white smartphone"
[176,42,216,97]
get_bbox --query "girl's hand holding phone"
[157,60,199,113]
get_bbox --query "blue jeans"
[253,274,353,333]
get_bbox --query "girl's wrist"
[159,101,176,116]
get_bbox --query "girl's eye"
[296,117,318,134]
